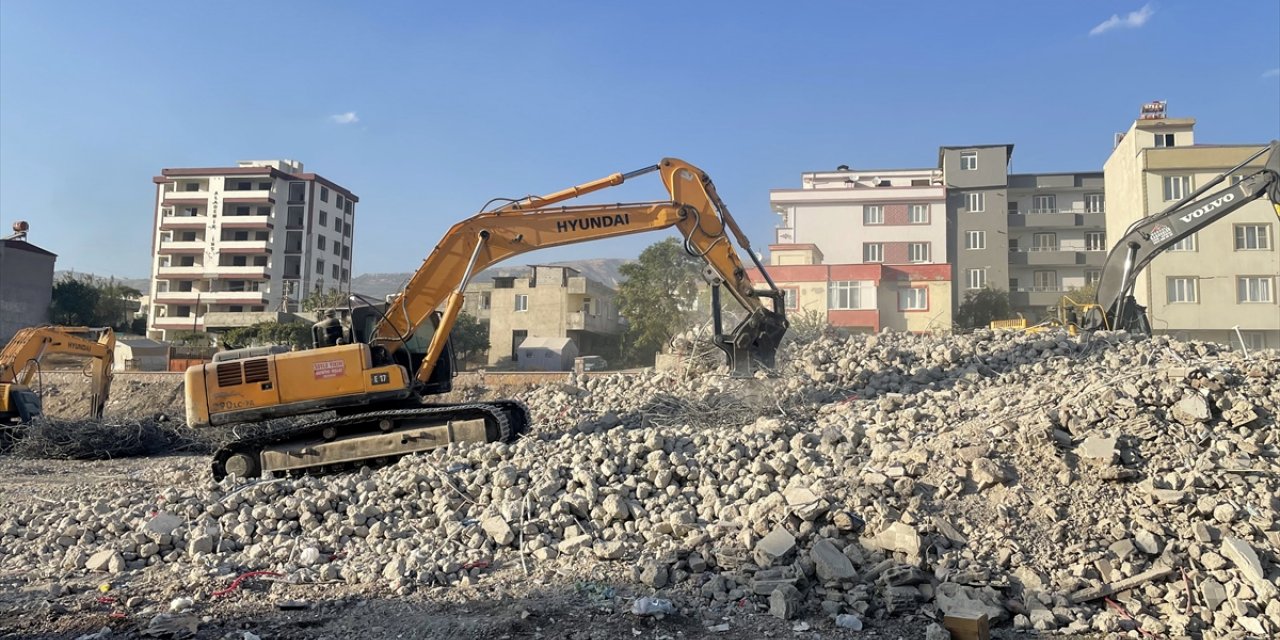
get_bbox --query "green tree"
[49,277,102,326]
[303,290,350,313]
[450,312,489,367]
[955,287,1013,329]
[169,330,212,347]
[221,322,312,349]
[616,238,703,365]
[1064,280,1099,305]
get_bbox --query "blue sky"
[2,1,1277,279]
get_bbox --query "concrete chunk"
[1079,436,1117,462]
[754,525,796,566]
[809,538,856,582]
[1222,537,1278,599]
[144,512,183,537]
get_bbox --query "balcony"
[1009,248,1091,266]
[152,316,205,330]
[221,190,274,205]
[155,265,206,278]
[159,215,211,230]
[162,194,209,206]
[203,291,268,304]
[566,311,622,334]
[152,291,203,304]
[1008,209,1105,229]
[219,240,272,254]
[221,215,273,230]
[157,241,207,255]
[209,265,270,279]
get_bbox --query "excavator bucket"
[710,286,789,377]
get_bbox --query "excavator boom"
[0,326,115,424]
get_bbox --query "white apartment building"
[147,160,356,340]
[1105,116,1279,349]
[770,167,948,265]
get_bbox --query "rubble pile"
[1,329,1277,637]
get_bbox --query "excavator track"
[211,400,529,480]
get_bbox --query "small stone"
[1171,394,1211,425]
[639,562,669,589]
[593,541,625,560]
[769,584,801,620]
[970,457,1006,489]
[1200,552,1227,571]
[863,522,921,557]
[924,623,950,640]
[1134,530,1163,555]
[187,535,213,555]
[86,550,121,573]
[1201,578,1226,611]
[754,526,796,566]
[603,494,630,522]
[1079,436,1117,462]
[144,512,183,537]
[299,547,321,566]
[810,538,856,582]
[835,614,863,630]
[480,514,515,546]
[1222,537,1278,598]
[1212,504,1236,524]
[557,534,592,555]
[1192,522,1214,543]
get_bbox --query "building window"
[317,236,326,250]
[1085,232,1107,251]
[967,268,987,290]
[316,259,325,275]
[1033,270,1058,291]
[1031,195,1057,214]
[1085,270,1101,286]
[320,186,330,202]
[863,205,884,225]
[1033,233,1058,251]
[1008,201,1019,215]
[256,206,271,216]
[1085,193,1105,213]
[319,211,328,226]
[514,294,529,312]
[864,243,884,263]
[1238,277,1274,303]
[183,207,200,217]
[829,281,871,310]
[782,288,798,310]
[288,182,306,203]
[1234,224,1272,250]
[337,194,346,210]
[1162,175,1191,201]
[332,243,340,256]
[965,230,986,250]
[907,242,930,263]
[341,268,349,281]
[965,192,985,212]
[332,264,340,279]
[183,182,200,192]
[345,200,353,215]
[908,204,929,224]
[898,287,928,311]
[1166,277,1199,303]
[1239,332,1266,351]
[1154,133,1175,148]
[1169,234,1198,251]
[960,152,977,170]
[234,205,250,216]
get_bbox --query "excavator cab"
[312,303,456,396]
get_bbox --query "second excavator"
[187,158,789,479]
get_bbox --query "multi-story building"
[939,145,1107,318]
[768,167,954,332]
[1104,115,1278,349]
[486,265,623,365]
[147,160,357,340]
[0,223,56,343]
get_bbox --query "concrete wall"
[487,267,622,365]
[941,146,1013,316]
[0,240,56,343]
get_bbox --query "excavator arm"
[0,326,115,423]
[375,158,788,380]
[1086,140,1280,333]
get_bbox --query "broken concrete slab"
[809,538,856,582]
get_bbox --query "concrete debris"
[3,329,1279,638]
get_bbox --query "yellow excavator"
[0,326,116,425]
[188,158,789,479]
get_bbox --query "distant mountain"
[350,258,629,300]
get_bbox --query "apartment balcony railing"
[208,265,270,279]
[151,315,205,329]
[155,265,205,278]
[156,240,206,255]
[202,291,268,303]
[219,240,272,254]
[161,194,209,206]
[566,311,623,334]
[1008,209,1105,229]
[159,215,211,230]
[153,291,204,304]
[221,190,274,204]
[221,216,273,230]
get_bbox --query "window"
[829,281,871,310]
[1169,234,1197,251]
[256,206,271,216]
[514,294,529,312]
[1033,233,1057,251]
[1162,175,1191,201]
[907,242,930,263]
[967,268,987,290]
[1085,232,1106,251]
[332,264,339,280]
[1085,270,1101,286]
[864,243,884,263]
[965,192,985,212]
[341,268,349,281]
[286,206,304,227]
[332,242,340,256]
[335,220,344,234]
[317,236,326,250]
[233,180,252,191]
[316,259,325,275]
[320,186,330,202]
[960,152,977,170]
[344,200,353,215]
[1031,195,1057,214]
[898,287,928,311]
[319,211,328,226]
[1154,133,1175,147]
[1007,201,1019,215]
[183,206,200,217]
[336,194,346,210]
[863,205,884,225]
[965,230,986,250]
[1237,277,1274,303]
[342,246,350,259]
[1166,277,1199,303]
[235,205,250,216]
[1008,238,1019,252]
[1234,224,1272,250]
[1085,194,1105,213]
[183,182,200,192]
[288,182,306,202]
[908,204,929,224]
[1033,270,1058,291]
[1240,332,1267,351]
[782,288,798,310]
[257,181,271,190]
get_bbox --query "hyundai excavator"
[1079,140,1280,333]
[0,326,115,425]
[188,158,789,479]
